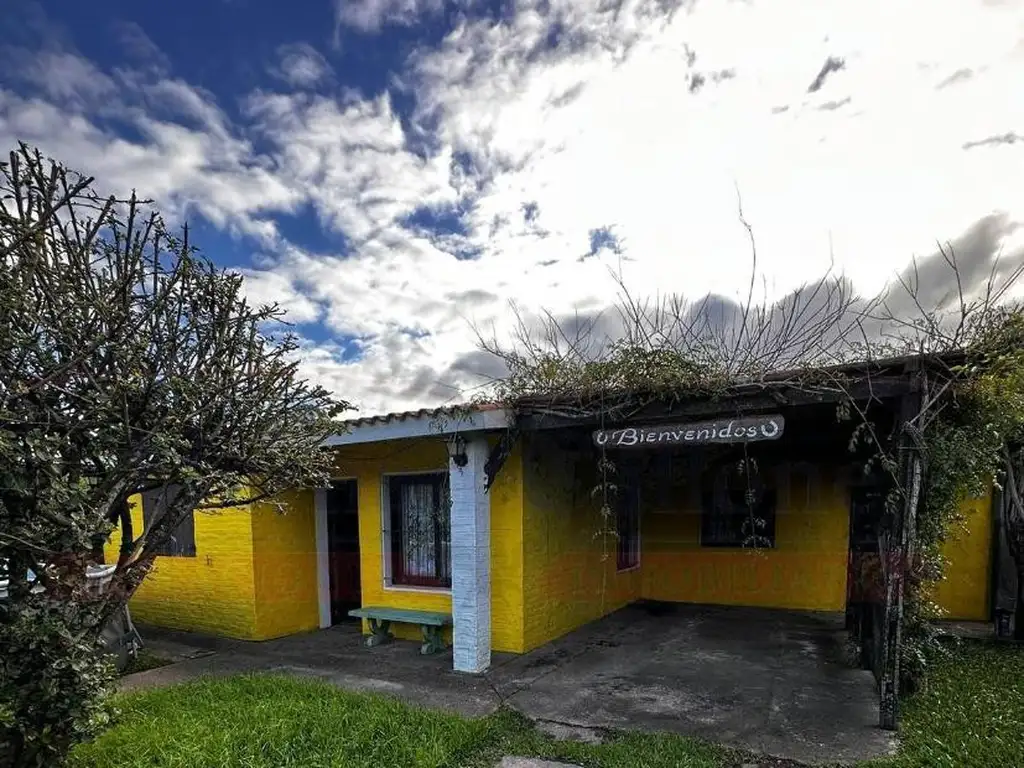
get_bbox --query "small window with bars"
[141,485,196,558]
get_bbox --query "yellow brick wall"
[107,495,259,639]
[934,490,994,621]
[251,489,320,639]
[521,434,643,652]
[110,436,996,646]
[489,440,526,653]
[337,437,526,653]
[642,461,851,611]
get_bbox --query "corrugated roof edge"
[325,349,967,447]
[323,403,509,447]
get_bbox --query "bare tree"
[0,144,349,768]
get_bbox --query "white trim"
[315,477,359,629]
[323,408,509,446]
[380,469,451,591]
[314,488,330,629]
[383,585,452,595]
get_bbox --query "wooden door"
[327,480,360,624]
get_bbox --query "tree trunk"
[1016,563,1024,642]
[879,378,924,731]
[1002,448,1024,641]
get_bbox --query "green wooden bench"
[348,606,453,655]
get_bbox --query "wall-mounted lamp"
[446,434,468,468]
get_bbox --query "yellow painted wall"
[488,440,527,653]
[641,461,851,612]
[934,491,993,621]
[106,495,260,639]
[521,434,642,651]
[115,434,527,648]
[337,437,526,653]
[252,490,320,639]
[111,432,997,648]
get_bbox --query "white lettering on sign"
[592,415,785,448]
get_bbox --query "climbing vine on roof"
[477,219,1024,723]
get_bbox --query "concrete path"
[126,603,896,766]
[495,604,895,766]
[126,620,502,718]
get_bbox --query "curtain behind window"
[390,474,451,587]
[400,482,437,580]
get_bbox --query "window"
[386,473,451,588]
[700,459,776,548]
[141,485,196,557]
[616,486,640,570]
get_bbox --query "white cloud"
[243,89,456,242]
[271,43,332,88]
[8,49,115,109]
[295,332,467,416]
[3,0,1023,415]
[334,0,444,34]
[329,0,1023,410]
[408,0,1024,308]
[0,69,302,242]
[237,268,324,325]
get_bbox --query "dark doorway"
[846,483,887,673]
[327,480,361,624]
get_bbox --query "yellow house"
[113,397,997,673]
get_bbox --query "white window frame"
[380,469,453,595]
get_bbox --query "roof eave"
[323,406,511,447]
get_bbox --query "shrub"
[0,603,115,768]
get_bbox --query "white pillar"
[450,436,491,673]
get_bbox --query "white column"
[450,436,491,673]
[314,488,331,629]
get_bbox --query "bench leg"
[420,624,446,655]
[366,618,393,647]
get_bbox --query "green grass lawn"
[72,675,490,768]
[72,639,1024,768]
[868,639,1024,768]
[70,674,722,768]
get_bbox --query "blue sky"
[2,0,1022,414]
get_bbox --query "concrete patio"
[125,602,895,765]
